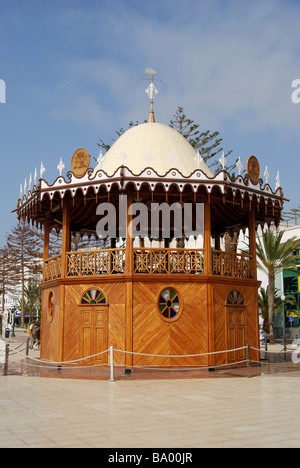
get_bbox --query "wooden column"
[125,193,134,275]
[204,199,212,275]
[61,201,71,278]
[248,208,257,281]
[204,198,214,366]
[125,193,133,367]
[42,219,50,281]
[58,201,70,363]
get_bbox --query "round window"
[158,288,182,322]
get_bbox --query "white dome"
[94,122,214,178]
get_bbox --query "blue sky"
[1,0,300,244]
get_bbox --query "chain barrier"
[2,341,299,379]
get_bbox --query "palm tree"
[256,229,300,343]
[25,284,41,322]
[16,284,41,324]
[258,286,297,334]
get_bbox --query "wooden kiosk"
[17,98,284,370]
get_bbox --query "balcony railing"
[212,250,253,279]
[44,255,62,281]
[67,249,126,276]
[43,248,254,281]
[134,248,204,274]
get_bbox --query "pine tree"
[170,106,236,173]
[6,223,43,327]
[0,246,19,314]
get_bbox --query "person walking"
[29,320,37,349]
[35,324,40,350]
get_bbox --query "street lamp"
[281,294,286,351]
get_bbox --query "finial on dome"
[145,68,159,123]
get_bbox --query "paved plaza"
[1,331,300,448]
[1,371,300,448]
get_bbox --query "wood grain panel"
[132,281,209,367]
[63,281,126,365]
[40,285,61,362]
[212,281,260,366]
[41,276,260,370]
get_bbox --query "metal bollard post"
[4,344,9,376]
[109,346,115,382]
[247,344,251,378]
[26,337,30,357]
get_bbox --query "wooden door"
[80,306,108,365]
[227,307,246,364]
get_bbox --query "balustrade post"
[109,346,115,382]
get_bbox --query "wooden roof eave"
[17,167,284,224]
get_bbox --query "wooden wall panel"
[212,283,228,366]
[41,277,260,370]
[212,281,260,366]
[40,285,61,362]
[63,281,126,365]
[132,281,209,367]
[63,284,81,363]
[105,282,126,365]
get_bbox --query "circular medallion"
[71,148,90,178]
[247,155,260,184]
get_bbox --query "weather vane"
[144,68,160,122]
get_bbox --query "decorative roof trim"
[17,165,284,218]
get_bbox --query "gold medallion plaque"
[71,148,90,178]
[247,155,260,184]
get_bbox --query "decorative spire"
[169,149,178,166]
[144,150,154,165]
[40,161,45,179]
[34,168,37,187]
[194,151,204,169]
[219,151,227,170]
[119,149,128,165]
[276,171,281,190]
[145,68,159,123]
[97,150,105,168]
[264,166,270,185]
[236,157,243,176]
[57,157,65,176]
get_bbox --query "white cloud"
[41,0,300,140]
